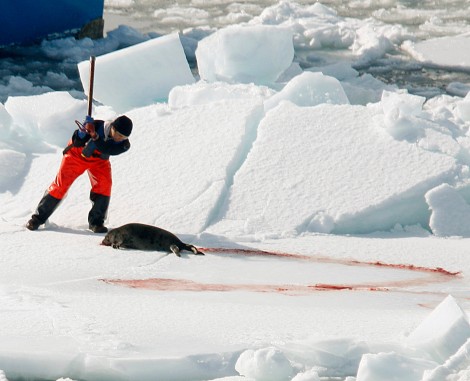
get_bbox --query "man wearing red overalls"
[26,115,133,233]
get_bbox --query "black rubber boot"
[88,192,110,233]
[26,193,61,230]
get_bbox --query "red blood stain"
[101,278,390,295]
[355,261,459,276]
[201,247,460,276]
[101,247,461,295]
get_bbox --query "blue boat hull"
[0,0,104,46]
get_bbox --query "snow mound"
[426,184,470,237]
[235,347,294,381]
[264,71,349,112]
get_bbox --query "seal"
[101,223,205,257]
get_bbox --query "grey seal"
[101,223,205,257]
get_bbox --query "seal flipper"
[188,245,205,255]
[170,244,181,257]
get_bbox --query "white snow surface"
[2,1,470,380]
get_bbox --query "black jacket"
[68,120,131,159]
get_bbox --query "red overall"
[48,142,112,200]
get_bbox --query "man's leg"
[26,148,86,230]
[87,160,112,233]
[26,193,61,230]
[88,192,110,233]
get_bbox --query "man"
[26,115,133,233]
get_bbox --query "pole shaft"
[87,56,96,117]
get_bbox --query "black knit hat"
[112,115,133,137]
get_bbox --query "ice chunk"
[422,338,470,380]
[381,91,425,118]
[426,184,470,237]
[454,92,470,122]
[0,149,26,191]
[0,370,8,381]
[403,35,470,70]
[235,347,294,381]
[0,103,12,135]
[78,34,195,113]
[356,352,437,381]
[208,102,457,236]
[283,338,369,378]
[4,92,86,147]
[407,295,470,364]
[264,71,349,112]
[196,25,294,84]
[291,369,320,381]
[381,91,427,141]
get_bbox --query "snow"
[235,347,295,381]
[426,184,470,238]
[263,71,349,112]
[2,1,470,380]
